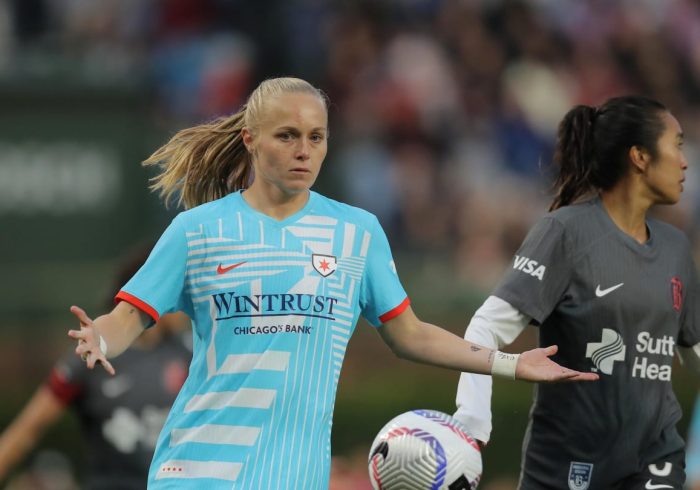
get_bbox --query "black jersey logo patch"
[568,461,593,490]
[671,277,683,312]
[312,254,337,277]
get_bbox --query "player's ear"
[241,127,256,153]
[629,145,650,173]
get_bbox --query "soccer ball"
[368,409,482,490]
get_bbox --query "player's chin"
[659,187,682,205]
[669,189,682,202]
[662,196,680,206]
[285,175,318,191]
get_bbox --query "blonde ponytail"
[143,109,250,209]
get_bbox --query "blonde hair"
[143,77,328,209]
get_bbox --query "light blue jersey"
[116,191,409,489]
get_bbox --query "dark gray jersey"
[493,198,700,489]
[47,334,191,490]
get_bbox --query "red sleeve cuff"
[115,291,160,323]
[46,369,81,405]
[379,297,411,323]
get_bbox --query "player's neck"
[600,187,650,244]
[242,186,310,221]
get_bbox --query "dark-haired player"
[455,96,700,489]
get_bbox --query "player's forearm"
[385,319,496,374]
[93,302,148,358]
[453,296,531,443]
[455,311,497,442]
[454,372,493,443]
[0,388,64,480]
[454,320,497,442]
[0,422,37,480]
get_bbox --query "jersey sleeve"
[116,215,191,323]
[359,215,409,327]
[678,249,700,347]
[45,353,87,406]
[493,216,572,324]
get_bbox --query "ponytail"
[549,105,598,211]
[143,110,250,209]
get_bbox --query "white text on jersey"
[632,332,674,381]
[513,255,546,281]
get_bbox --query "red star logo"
[319,259,330,271]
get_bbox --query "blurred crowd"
[3,0,700,291]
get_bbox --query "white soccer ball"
[368,409,482,490]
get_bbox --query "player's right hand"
[68,305,116,375]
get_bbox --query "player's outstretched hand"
[67,305,115,375]
[515,345,598,382]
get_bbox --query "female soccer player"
[68,77,596,489]
[455,95,700,489]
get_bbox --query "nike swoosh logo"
[217,261,246,274]
[595,282,624,297]
[645,480,673,489]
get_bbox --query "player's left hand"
[516,345,598,382]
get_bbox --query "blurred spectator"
[5,1,700,290]
[150,32,254,122]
